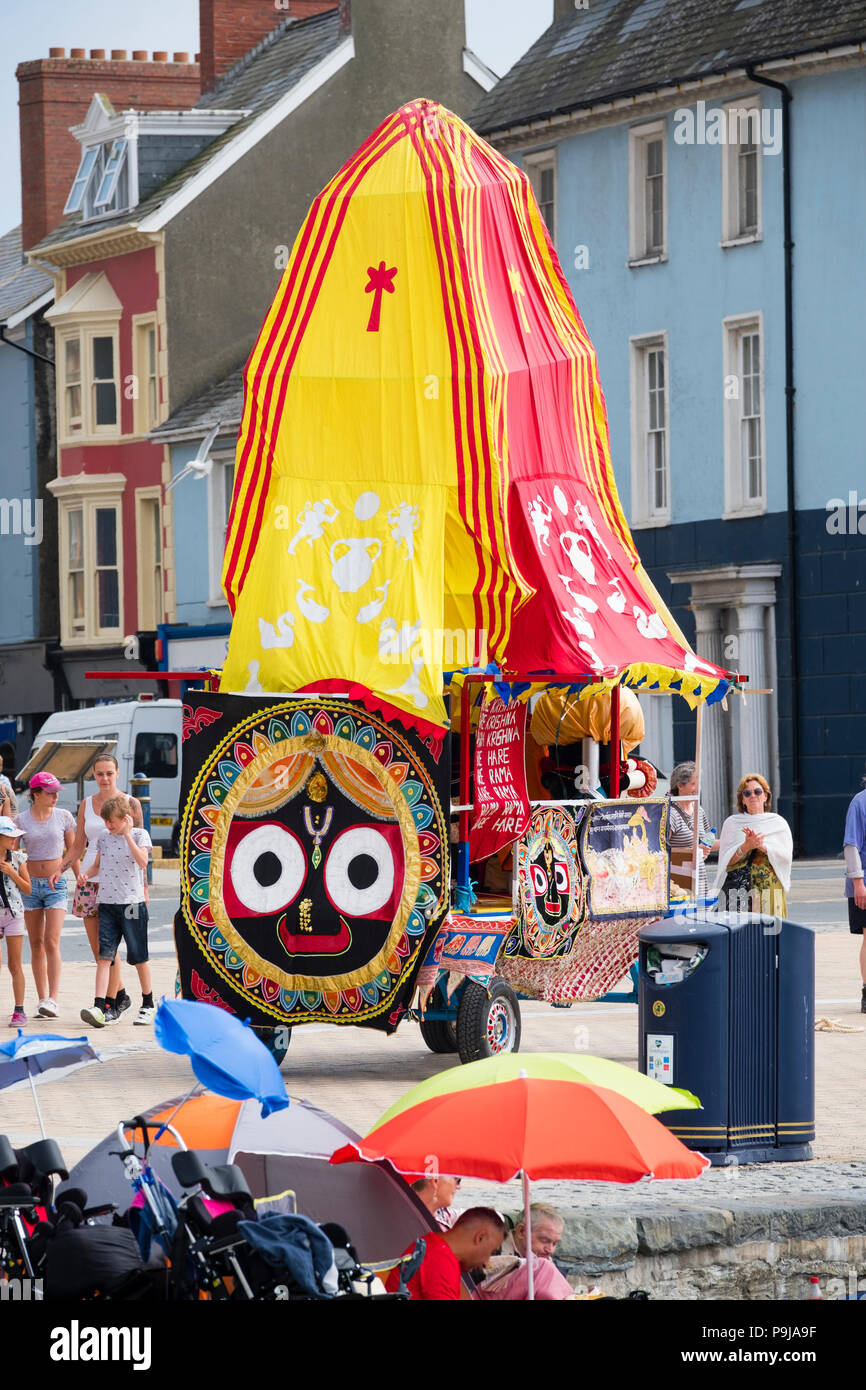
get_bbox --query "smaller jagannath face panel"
[527,834,573,929]
[516,806,584,958]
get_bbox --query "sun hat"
[29,771,62,792]
[0,816,23,837]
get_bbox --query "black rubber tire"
[262,1026,292,1065]
[456,978,521,1064]
[419,984,459,1054]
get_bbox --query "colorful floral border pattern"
[179,700,447,1026]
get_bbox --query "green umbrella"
[374,1052,700,1130]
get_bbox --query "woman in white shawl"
[713,773,793,917]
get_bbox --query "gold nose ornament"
[306,771,329,803]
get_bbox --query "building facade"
[0,230,56,767]
[473,0,866,853]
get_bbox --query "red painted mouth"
[277,913,351,956]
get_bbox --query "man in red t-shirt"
[387,1207,505,1300]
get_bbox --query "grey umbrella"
[64,1092,435,1264]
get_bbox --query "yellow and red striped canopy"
[221,100,729,727]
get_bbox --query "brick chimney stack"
[199,0,338,93]
[17,52,201,253]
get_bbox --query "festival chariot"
[165,100,734,1064]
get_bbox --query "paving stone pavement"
[1,861,862,1226]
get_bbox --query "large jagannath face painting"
[175,696,449,1032]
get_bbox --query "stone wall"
[557,1200,866,1300]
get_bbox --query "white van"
[28,699,182,848]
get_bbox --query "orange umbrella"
[331,1074,708,1299]
[331,1077,708,1184]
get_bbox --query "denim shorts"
[21,875,68,911]
[98,902,149,965]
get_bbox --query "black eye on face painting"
[324,826,396,917]
[554,860,569,893]
[228,824,306,914]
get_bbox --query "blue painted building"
[473,0,866,854]
[150,369,241,674]
[0,226,57,767]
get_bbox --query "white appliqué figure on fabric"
[606,577,627,613]
[558,574,598,611]
[329,538,382,593]
[577,640,607,672]
[386,657,428,709]
[258,611,295,649]
[562,605,596,640]
[387,503,420,561]
[245,660,263,693]
[378,615,422,659]
[573,498,613,562]
[633,605,667,640]
[287,499,338,555]
[296,579,330,624]
[684,650,719,675]
[559,530,597,585]
[528,496,553,549]
[356,582,391,625]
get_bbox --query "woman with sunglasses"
[713,773,792,918]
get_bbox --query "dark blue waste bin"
[638,911,814,1164]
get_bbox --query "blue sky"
[1,0,551,238]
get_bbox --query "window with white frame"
[630,334,669,525]
[57,325,120,441]
[629,122,666,263]
[136,491,163,630]
[208,454,236,603]
[133,316,159,434]
[722,98,762,243]
[723,315,765,515]
[50,480,126,643]
[64,138,130,221]
[523,149,556,237]
[64,338,83,435]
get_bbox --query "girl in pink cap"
[0,816,31,1025]
[15,773,77,1018]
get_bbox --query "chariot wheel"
[456,978,521,1064]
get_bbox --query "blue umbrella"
[0,1031,102,1139]
[154,999,289,1118]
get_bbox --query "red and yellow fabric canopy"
[221,100,729,727]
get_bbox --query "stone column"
[693,604,728,834]
[735,602,770,783]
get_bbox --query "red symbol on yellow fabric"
[508,265,531,333]
[365,261,397,332]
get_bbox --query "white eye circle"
[530,864,547,896]
[554,861,569,893]
[325,827,395,917]
[229,825,306,913]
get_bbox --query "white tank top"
[81,796,108,879]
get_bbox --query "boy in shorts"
[79,795,154,1028]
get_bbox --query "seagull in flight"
[164,422,221,494]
